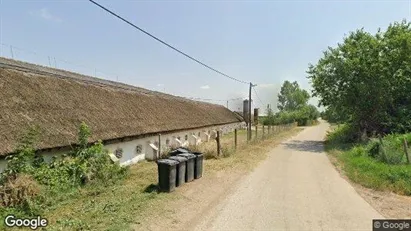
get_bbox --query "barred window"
[136,145,142,154]
[115,148,123,159]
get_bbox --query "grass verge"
[325,125,411,196]
[5,126,302,230]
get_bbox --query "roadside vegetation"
[309,20,411,195]
[326,125,411,195]
[0,122,128,229]
[0,122,300,230]
[263,80,320,126]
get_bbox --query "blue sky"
[1,0,410,113]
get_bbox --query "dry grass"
[0,174,41,208]
[35,125,302,230]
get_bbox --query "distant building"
[0,57,245,172]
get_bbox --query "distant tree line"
[264,80,320,126]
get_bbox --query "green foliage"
[0,122,128,215]
[327,125,411,165]
[308,20,411,137]
[332,144,411,195]
[265,80,319,126]
[277,80,310,111]
[77,121,91,150]
[263,104,320,126]
[366,134,411,165]
[321,106,348,124]
[327,128,411,195]
[326,124,359,144]
[1,126,40,182]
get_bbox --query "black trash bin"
[157,159,179,192]
[169,147,190,156]
[190,152,204,179]
[168,156,187,187]
[177,153,196,182]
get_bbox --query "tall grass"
[326,124,411,195]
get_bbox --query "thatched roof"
[0,57,243,156]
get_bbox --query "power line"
[1,43,247,104]
[253,87,264,107]
[88,0,249,85]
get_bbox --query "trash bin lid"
[190,151,203,156]
[169,156,187,163]
[169,147,191,156]
[177,153,196,160]
[157,159,179,166]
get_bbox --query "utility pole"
[226,100,229,109]
[248,82,252,141]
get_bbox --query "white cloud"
[200,85,210,89]
[30,8,62,22]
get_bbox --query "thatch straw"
[0,57,243,156]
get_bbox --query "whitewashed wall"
[0,122,246,172]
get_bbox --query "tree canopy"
[264,80,319,126]
[308,20,411,136]
[277,81,310,111]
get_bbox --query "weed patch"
[326,126,411,195]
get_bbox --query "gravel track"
[194,121,384,231]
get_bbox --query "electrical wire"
[88,0,249,84]
[253,87,264,107]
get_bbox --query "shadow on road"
[282,140,324,153]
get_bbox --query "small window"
[136,144,142,154]
[198,132,201,137]
[177,136,181,140]
[154,141,159,147]
[166,139,170,145]
[115,148,123,159]
[185,135,188,141]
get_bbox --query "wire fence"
[189,122,298,159]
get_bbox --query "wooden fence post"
[234,129,238,149]
[403,138,410,164]
[255,125,258,140]
[216,131,221,156]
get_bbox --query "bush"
[336,145,411,195]
[326,124,359,144]
[263,105,320,126]
[0,122,128,211]
[366,134,411,165]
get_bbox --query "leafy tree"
[277,81,310,111]
[308,20,411,137]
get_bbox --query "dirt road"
[194,121,384,231]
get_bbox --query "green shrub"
[0,122,128,213]
[326,128,411,195]
[326,124,359,144]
